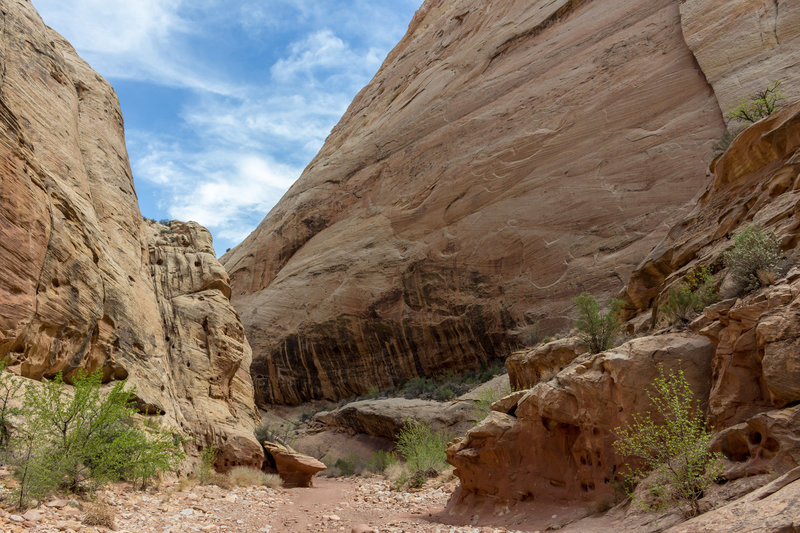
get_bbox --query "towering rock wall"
[0,0,261,467]
[224,0,727,405]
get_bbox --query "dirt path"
[0,476,529,533]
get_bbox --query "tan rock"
[713,405,800,480]
[664,468,800,533]
[0,1,261,467]
[262,441,326,488]
[313,397,477,440]
[447,333,714,507]
[505,337,586,390]
[224,0,727,406]
[679,0,800,119]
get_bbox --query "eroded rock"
[506,337,586,390]
[0,0,261,468]
[224,0,728,405]
[262,441,326,488]
[447,334,714,507]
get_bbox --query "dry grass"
[383,462,409,483]
[177,476,200,492]
[228,466,282,488]
[204,472,234,490]
[83,501,116,530]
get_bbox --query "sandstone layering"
[223,0,761,405]
[0,0,261,467]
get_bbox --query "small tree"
[726,80,784,124]
[574,292,622,354]
[614,365,722,516]
[723,225,781,293]
[0,359,22,447]
[11,370,183,507]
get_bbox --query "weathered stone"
[0,0,261,467]
[447,334,714,507]
[506,337,586,390]
[224,0,728,406]
[313,397,476,441]
[262,441,326,488]
[713,405,800,480]
[679,0,800,120]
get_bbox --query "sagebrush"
[723,225,781,293]
[614,365,723,516]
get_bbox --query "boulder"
[506,337,586,390]
[447,333,715,507]
[262,441,326,488]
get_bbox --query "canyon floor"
[0,473,610,533]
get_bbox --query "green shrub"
[574,292,623,354]
[614,364,723,517]
[395,419,450,476]
[723,225,781,293]
[333,454,364,477]
[472,385,510,424]
[366,450,398,474]
[10,371,183,508]
[198,445,217,484]
[660,265,718,325]
[726,80,784,124]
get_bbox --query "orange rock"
[262,441,326,488]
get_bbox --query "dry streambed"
[0,475,528,533]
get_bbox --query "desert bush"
[228,466,281,488]
[660,265,718,325]
[333,454,364,477]
[82,501,116,529]
[472,385,511,424]
[574,292,623,354]
[614,364,723,516]
[723,225,781,293]
[205,472,234,489]
[396,420,450,477]
[366,450,398,474]
[517,322,542,346]
[726,80,784,124]
[10,371,183,508]
[198,445,216,484]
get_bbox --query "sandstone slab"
[505,337,586,390]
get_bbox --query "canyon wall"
[0,0,261,468]
[224,0,731,405]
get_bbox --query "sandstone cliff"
[224,0,732,405]
[0,0,261,468]
[446,98,800,528]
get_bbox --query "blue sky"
[32,0,420,254]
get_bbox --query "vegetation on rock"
[574,292,622,354]
[660,265,718,325]
[614,364,722,517]
[723,225,781,293]
[726,80,784,124]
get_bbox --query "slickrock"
[679,0,800,117]
[0,0,261,466]
[223,0,728,405]
[446,333,715,508]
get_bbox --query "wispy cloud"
[32,0,420,253]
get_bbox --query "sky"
[31,0,420,254]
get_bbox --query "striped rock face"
[223,0,734,406]
[0,0,261,468]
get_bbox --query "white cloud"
[33,0,420,252]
